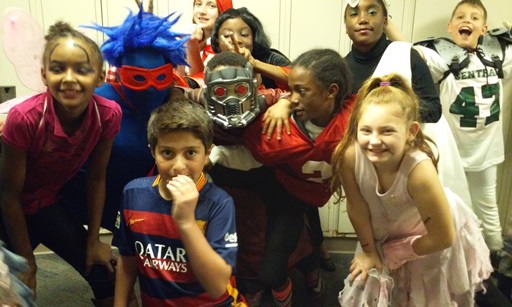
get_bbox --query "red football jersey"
[244,96,355,207]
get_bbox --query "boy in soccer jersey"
[113,99,245,306]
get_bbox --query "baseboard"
[34,229,113,255]
[323,236,358,254]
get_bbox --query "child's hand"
[221,34,256,66]
[0,243,36,303]
[189,24,205,42]
[18,256,37,298]
[85,240,115,276]
[167,175,199,226]
[348,250,382,286]
[261,98,292,140]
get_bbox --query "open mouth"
[459,27,472,37]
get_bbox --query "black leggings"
[211,165,316,289]
[0,202,115,299]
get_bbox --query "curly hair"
[43,21,103,70]
[210,7,271,60]
[291,49,352,114]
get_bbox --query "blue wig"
[83,6,189,68]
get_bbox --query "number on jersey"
[449,83,500,128]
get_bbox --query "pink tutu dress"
[339,146,493,306]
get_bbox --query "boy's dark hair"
[452,0,487,22]
[206,51,249,71]
[147,98,214,151]
[211,7,271,60]
[43,21,103,70]
[292,49,352,113]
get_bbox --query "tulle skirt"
[339,189,493,307]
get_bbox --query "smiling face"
[193,0,220,35]
[152,130,210,199]
[448,3,488,49]
[41,37,104,115]
[218,17,254,53]
[288,66,336,127]
[344,0,387,52]
[357,103,419,169]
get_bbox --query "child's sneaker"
[244,290,263,307]
[305,269,323,297]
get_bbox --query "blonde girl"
[332,73,492,306]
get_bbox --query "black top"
[346,35,442,123]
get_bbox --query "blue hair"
[83,6,189,67]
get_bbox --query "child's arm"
[384,19,407,42]
[252,60,289,87]
[114,255,138,307]
[167,175,232,298]
[84,138,116,274]
[407,159,456,255]
[0,143,37,294]
[340,144,382,284]
[222,34,289,87]
[185,25,207,76]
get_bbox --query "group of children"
[0,0,511,306]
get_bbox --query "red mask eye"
[214,86,226,98]
[235,83,248,95]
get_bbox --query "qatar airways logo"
[135,241,188,272]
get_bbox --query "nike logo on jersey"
[129,218,145,226]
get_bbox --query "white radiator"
[319,192,356,237]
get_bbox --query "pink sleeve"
[96,97,122,140]
[2,107,37,151]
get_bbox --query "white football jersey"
[418,45,512,171]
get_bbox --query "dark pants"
[306,206,324,250]
[0,202,115,299]
[211,165,318,290]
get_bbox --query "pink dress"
[339,145,493,306]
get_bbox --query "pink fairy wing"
[1,7,45,92]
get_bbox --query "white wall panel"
[288,0,345,61]
[0,0,34,97]
[1,0,103,97]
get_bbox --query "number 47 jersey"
[417,45,512,172]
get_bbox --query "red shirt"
[2,90,121,214]
[244,96,355,207]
